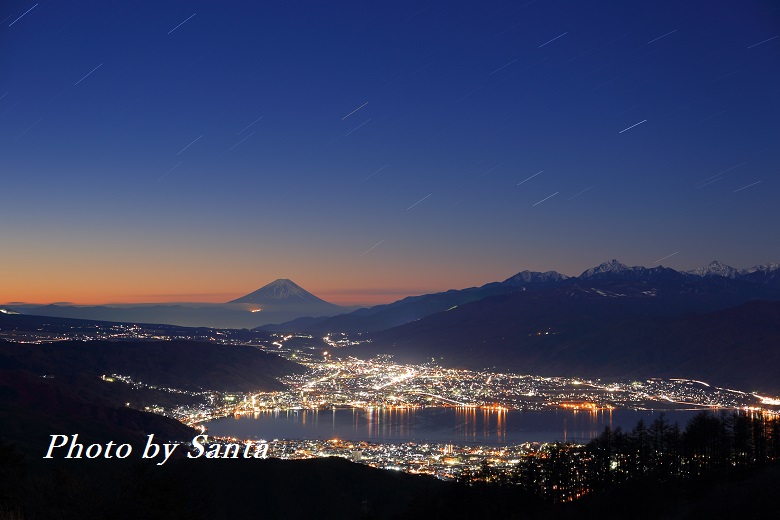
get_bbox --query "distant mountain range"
[7,260,778,331]
[263,259,780,334]
[256,259,780,393]
[322,260,779,393]
[686,260,780,279]
[5,279,347,329]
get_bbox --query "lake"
[205,407,706,445]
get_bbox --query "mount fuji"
[229,279,339,307]
[7,279,345,329]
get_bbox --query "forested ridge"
[463,410,780,504]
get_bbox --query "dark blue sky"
[2,0,779,304]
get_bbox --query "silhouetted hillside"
[0,369,196,458]
[0,444,533,520]
[263,281,560,334]
[0,311,274,343]
[2,428,778,519]
[0,339,305,392]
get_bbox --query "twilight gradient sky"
[2,1,779,305]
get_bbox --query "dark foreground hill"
[0,448,522,520]
[2,435,778,520]
[0,311,274,343]
[0,339,305,393]
[0,369,197,458]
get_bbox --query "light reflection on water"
[205,407,703,445]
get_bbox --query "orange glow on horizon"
[2,284,430,308]
[0,238,556,308]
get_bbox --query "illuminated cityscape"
[105,349,775,428]
[3,319,778,494]
[84,330,777,489]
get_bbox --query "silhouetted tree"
[684,411,722,476]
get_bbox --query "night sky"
[2,1,779,305]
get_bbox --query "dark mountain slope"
[263,272,569,334]
[361,286,780,393]
[0,369,196,458]
[0,311,272,342]
[263,260,780,334]
[0,339,305,392]
[295,284,517,334]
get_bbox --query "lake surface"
[205,407,705,445]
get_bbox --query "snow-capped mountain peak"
[228,279,335,305]
[503,270,569,285]
[686,260,739,278]
[579,259,632,278]
[743,263,780,274]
